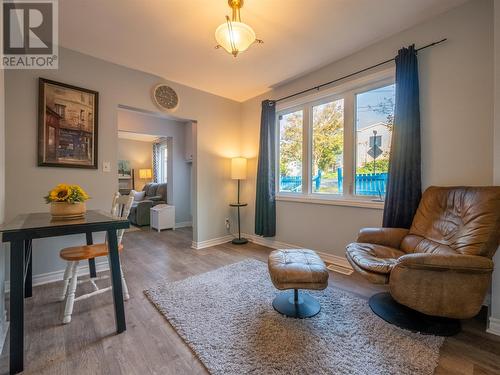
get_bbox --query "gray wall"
[241,0,494,256]
[118,110,192,224]
[4,47,240,279]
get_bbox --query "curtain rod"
[274,38,447,103]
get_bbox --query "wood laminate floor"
[1,227,499,374]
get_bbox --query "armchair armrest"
[135,200,154,214]
[390,252,493,319]
[357,227,409,249]
[147,195,163,202]
[396,253,493,273]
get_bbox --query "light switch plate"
[103,161,111,172]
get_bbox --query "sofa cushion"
[346,243,405,275]
[145,183,158,197]
[156,183,167,202]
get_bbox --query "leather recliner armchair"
[346,186,500,319]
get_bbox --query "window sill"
[275,194,385,209]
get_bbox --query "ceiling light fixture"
[215,0,263,57]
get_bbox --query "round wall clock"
[153,84,179,112]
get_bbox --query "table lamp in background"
[139,168,152,180]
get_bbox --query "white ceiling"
[60,0,467,102]
[117,131,158,143]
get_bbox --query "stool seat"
[268,249,328,319]
[268,249,329,290]
[60,243,124,261]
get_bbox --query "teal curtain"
[255,100,276,237]
[383,45,422,228]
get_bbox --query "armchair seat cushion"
[346,243,405,275]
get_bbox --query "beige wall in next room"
[118,138,153,192]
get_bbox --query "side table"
[229,202,248,244]
[150,204,175,232]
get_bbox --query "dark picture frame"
[38,78,99,169]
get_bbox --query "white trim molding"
[5,261,110,293]
[276,195,384,210]
[175,221,193,228]
[191,235,234,250]
[487,317,500,336]
[243,233,353,272]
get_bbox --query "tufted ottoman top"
[268,249,329,291]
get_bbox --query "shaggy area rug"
[144,259,444,375]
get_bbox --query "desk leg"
[107,229,126,333]
[86,233,96,278]
[10,240,25,374]
[24,240,32,298]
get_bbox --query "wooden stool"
[58,193,133,324]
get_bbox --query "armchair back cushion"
[401,186,500,258]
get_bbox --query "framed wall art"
[38,78,99,169]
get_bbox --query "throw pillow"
[134,191,146,201]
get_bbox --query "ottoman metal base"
[272,289,321,319]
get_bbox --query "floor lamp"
[230,157,248,245]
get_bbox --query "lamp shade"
[139,168,152,179]
[231,157,247,180]
[215,21,256,57]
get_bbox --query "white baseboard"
[487,317,500,336]
[175,221,192,228]
[191,235,234,250]
[243,233,353,272]
[5,261,110,293]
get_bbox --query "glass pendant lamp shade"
[214,0,262,57]
[215,20,256,57]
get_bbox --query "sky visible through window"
[356,85,395,129]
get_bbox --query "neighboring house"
[356,121,392,167]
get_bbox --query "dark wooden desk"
[0,210,130,374]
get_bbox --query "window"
[54,103,66,118]
[276,70,395,203]
[278,110,303,192]
[355,84,395,198]
[158,144,168,183]
[312,99,344,194]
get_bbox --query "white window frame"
[275,68,395,209]
[158,144,168,183]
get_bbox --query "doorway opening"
[116,106,196,242]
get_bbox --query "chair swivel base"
[272,289,321,319]
[369,292,461,336]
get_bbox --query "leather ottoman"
[268,249,328,318]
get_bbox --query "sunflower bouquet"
[45,184,90,204]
